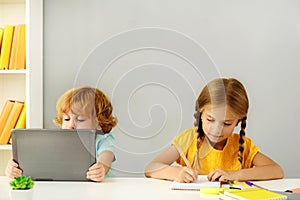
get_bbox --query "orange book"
[0,25,14,70]
[0,100,15,136]
[0,101,23,144]
[9,24,26,70]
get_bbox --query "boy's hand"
[176,166,198,183]
[5,159,22,178]
[86,162,106,182]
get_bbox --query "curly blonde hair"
[53,86,117,133]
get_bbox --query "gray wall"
[43,0,300,177]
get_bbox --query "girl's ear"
[200,112,204,121]
[193,111,201,127]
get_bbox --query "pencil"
[173,141,191,168]
[245,181,267,190]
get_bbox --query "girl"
[6,86,117,182]
[145,78,284,183]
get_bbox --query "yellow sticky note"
[200,187,227,194]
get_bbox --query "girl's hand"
[86,162,106,182]
[207,168,239,182]
[5,159,22,178]
[175,166,198,183]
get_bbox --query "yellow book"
[220,188,287,200]
[0,101,23,144]
[0,27,4,52]
[9,103,26,144]
[0,100,15,136]
[9,24,26,69]
[0,25,14,70]
[14,102,26,129]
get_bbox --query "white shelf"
[0,0,43,128]
[0,0,26,115]
[0,70,26,74]
[0,145,12,150]
[0,0,25,4]
[0,0,42,176]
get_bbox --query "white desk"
[253,179,300,191]
[1,177,299,200]
[0,177,215,200]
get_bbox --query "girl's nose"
[209,123,223,134]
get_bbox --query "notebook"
[12,129,101,181]
[170,175,220,190]
[220,188,287,200]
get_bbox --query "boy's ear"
[96,124,102,130]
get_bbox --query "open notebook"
[170,175,220,191]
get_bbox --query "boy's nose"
[68,120,77,129]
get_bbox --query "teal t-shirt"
[96,132,115,177]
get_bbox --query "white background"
[43,0,300,177]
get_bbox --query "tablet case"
[12,129,99,181]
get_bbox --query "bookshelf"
[0,0,43,175]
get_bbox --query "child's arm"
[5,159,22,178]
[86,150,114,182]
[145,145,198,182]
[207,152,284,182]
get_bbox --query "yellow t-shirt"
[172,128,260,175]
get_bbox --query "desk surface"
[1,177,212,200]
[1,176,300,200]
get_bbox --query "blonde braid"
[238,117,247,168]
[192,104,204,170]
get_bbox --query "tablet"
[12,129,99,181]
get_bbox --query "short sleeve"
[172,128,198,166]
[172,129,196,151]
[243,136,260,168]
[96,132,115,162]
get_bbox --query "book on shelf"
[0,100,15,136]
[14,102,26,129]
[0,101,24,144]
[9,24,26,70]
[170,175,220,191]
[219,187,287,200]
[9,103,26,144]
[0,27,4,52]
[0,25,14,70]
